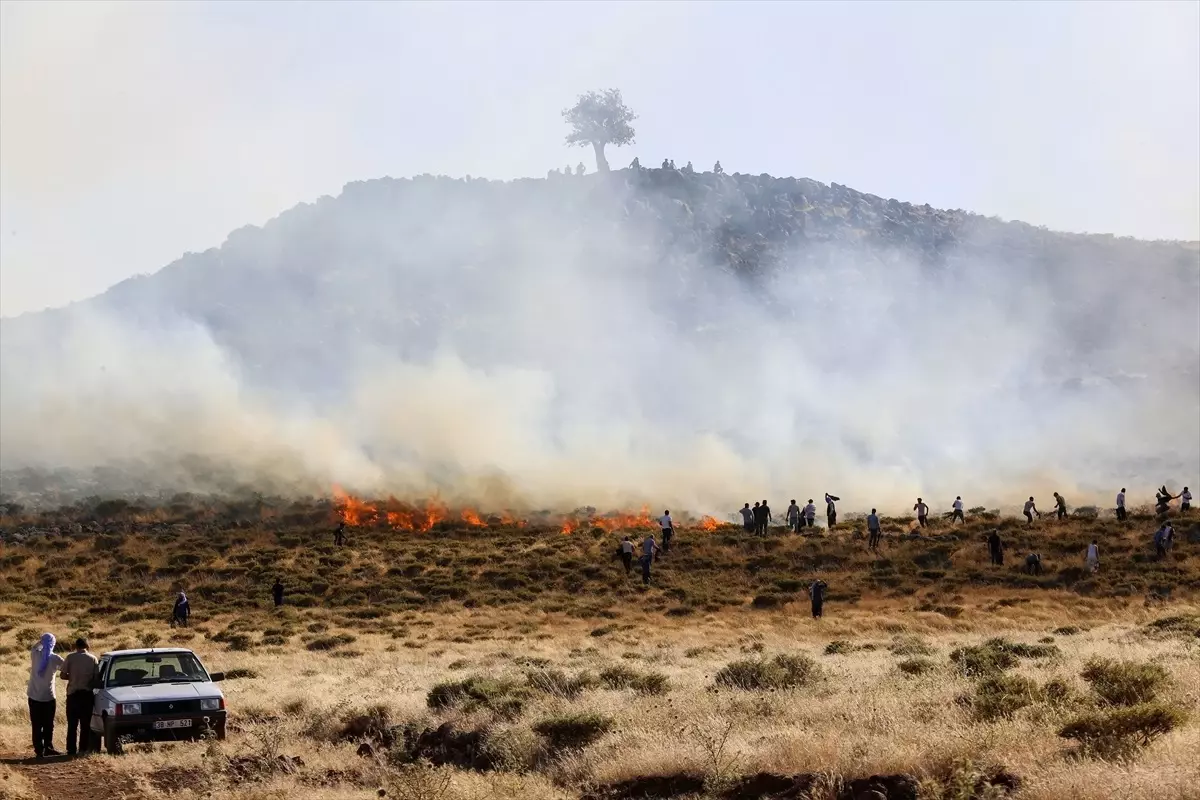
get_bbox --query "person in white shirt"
[27,633,65,759]
[1086,540,1099,572]
[786,500,801,533]
[1116,488,1127,521]
[1023,497,1039,526]
[739,503,754,532]
[803,500,817,529]
[913,498,929,528]
[1182,487,1192,512]
[659,510,675,552]
[951,496,965,524]
[640,534,660,584]
[867,508,882,550]
[619,536,634,574]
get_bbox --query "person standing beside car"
[27,633,65,759]
[60,638,98,756]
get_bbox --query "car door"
[91,656,111,732]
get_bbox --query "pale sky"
[1,0,1198,317]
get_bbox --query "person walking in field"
[1116,488,1127,521]
[867,508,882,550]
[1181,487,1192,513]
[659,510,675,552]
[1023,497,1039,526]
[786,500,801,533]
[620,536,635,573]
[334,521,347,547]
[27,633,64,759]
[804,499,817,529]
[1053,492,1068,520]
[171,591,190,627]
[740,503,755,532]
[825,493,840,529]
[60,638,98,756]
[951,496,965,524]
[1086,540,1100,572]
[272,578,285,608]
[987,529,1004,566]
[809,579,828,619]
[1154,524,1172,559]
[641,534,660,584]
[913,498,929,528]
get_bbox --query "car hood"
[107,682,223,702]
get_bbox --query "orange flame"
[697,515,720,531]
[461,508,485,527]
[333,485,378,526]
[561,519,576,535]
[499,510,526,528]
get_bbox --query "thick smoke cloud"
[1,173,1197,515]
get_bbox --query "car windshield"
[106,653,209,687]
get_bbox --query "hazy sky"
[1,0,1198,317]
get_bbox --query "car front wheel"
[103,721,123,755]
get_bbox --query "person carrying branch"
[825,493,840,529]
[867,508,882,550]
[1053,492,1068,520]
[951,496,965,524]
[1023,497,1040,526]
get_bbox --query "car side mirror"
[209,672,224,682]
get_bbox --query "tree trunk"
[591,140,609,173]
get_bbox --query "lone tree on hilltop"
[562,89,636,174]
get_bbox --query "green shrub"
[967,675,1043,722]
[1058,703,1186,759]
[1080,659,1170,706]
[984,637,1060,659]
[599,665,670,695]
[525,668,596,699]
[1042,678,1075,706]
[714,653,819,691]
[426,676,525,717]
[532,712,612,753]
[897,658,936,677]
[949,645,1018,678]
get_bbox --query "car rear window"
[107,653,208,687]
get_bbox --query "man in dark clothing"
[1025,552,1042,575]
[759,500,772,535]
[171,592,190,628]
[740,503,755,532]
[334,521,347,546]
[641,534,660,585]
[809,580,828,619]
[825,494,839,529]
[987,530,1004,565]
[1053,492,1068,520]
[752,502,767,536]
[1116,488,1127,521]
[272,579,284,607]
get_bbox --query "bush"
[897,658,936,677]
[525,668,596,699]
[714,653,819,691]
[1080,659,1170,706]
[889,636,934,657]
[984,637,1060,659]
[949,645,1018,678]
[599,665,670,696]
[306,633,357,651]
[824,640,853,655]
[222,668,259,680]
[532,712,612,753]
[1052,626,1083,636]
[426,676,525,717]
[967,675,1043,721]
[1058,703,1186,759]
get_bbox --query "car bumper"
[107,711,227,740]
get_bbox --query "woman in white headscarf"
[27,632,66,758]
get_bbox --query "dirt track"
[1,752,139,800]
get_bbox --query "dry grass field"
[0,498,1197,800]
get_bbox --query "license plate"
[153,719,192,730]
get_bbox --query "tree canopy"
[562,89,637,173]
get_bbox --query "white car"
[89,647,227,754]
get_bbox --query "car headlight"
[119,703,142,716]
[200,698,222,711]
